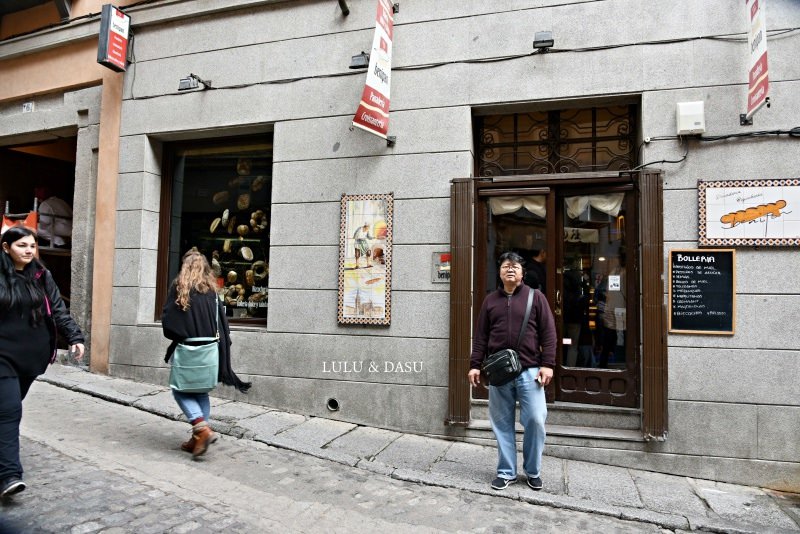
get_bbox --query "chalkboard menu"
[669,249,736,335]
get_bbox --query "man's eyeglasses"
[500,264,521,272]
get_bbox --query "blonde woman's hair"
[174,248,218,311]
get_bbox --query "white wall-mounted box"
[676,101,706,135]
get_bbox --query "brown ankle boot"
[180,436,196,452]
[191,422,217,458]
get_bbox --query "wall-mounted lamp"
[178,73,213,91]
[338,0,350,16]
[533,31,554,52]
[349,51,370,69]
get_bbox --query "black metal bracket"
[386,136,396,147]
[740,113,753,126]
[392,3,399,14]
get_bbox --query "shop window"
[156,136,272,324]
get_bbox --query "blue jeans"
[488,367,547,480]
[172,390,210,422]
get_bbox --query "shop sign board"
[698,178,800,247]
[745,0,769,119]
[351,0,394,139]
[431,252,451,283]
[669,249,736,335]
[97,4,130,72]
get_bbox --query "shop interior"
[0,137,77,305]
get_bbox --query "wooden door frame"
[446,171,667,440]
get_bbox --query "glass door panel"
[556,191,638,407]
[473,194,548,401]
[483,196,547,299]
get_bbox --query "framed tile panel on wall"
[698,178,800,247]
[338,193,393,325]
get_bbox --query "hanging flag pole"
[352,0,395,143]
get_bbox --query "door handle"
[554,289,562,316]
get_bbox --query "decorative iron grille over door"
[476,105,638,176]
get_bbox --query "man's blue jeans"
[488,367,547,480]
[172,390,211,422]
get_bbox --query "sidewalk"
[38,364,800,534]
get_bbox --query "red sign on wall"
[352,0,394,139]
[745,0,768,119]
[97,4,130,72]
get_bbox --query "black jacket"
[470,284,557,370]
[37,268,85,361]
[0,266,84,377]
[162,287,251,393]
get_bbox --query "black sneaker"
[491,477,516,490]
[0,478,26,499]
[527,476,543,490]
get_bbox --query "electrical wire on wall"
[126,26,799,100]
[634,127,800,171]
[633,138,689,171]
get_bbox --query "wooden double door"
[474,176,640,407]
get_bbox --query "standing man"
[468,251,556,491]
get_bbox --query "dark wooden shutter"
[639,170,668,440]
[446,179,474,425]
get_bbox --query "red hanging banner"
[352,0,394,139]
[745,0,769,119]
[97,4,131,73]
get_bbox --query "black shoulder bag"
[481,288,535,387]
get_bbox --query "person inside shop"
[524,249,546,293]
[162,248,251,458]
[468,251,557,492]
[34,187,73,248]
[562,268,588,367]
[0,226,85,500]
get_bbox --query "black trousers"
[0,375,35,482]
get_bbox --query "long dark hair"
[0,226,46,322]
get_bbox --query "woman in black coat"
[0,226,85,500]
[162,249,250,458]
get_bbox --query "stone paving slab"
[693,479,800,530]
[263,434,361,468]
[632,469,710,517]
[566,459,643,508]
[429,446,567,496]
[373,434,451,472]
[206,399,270,422]
[325,425,400,460]
[236,410,306,439]
[274,417,356,449]
[131,390,186,420]
[768,490,800,526]
[65,376,163,405]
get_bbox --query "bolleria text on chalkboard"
[669,249,735,335]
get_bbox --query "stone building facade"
[1,0,798,491]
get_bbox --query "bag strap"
[184,294,220,343]
[34,269,52,317]
[516,287,535,350]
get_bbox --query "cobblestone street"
[2,438,251,533]
[1,382,664,533]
